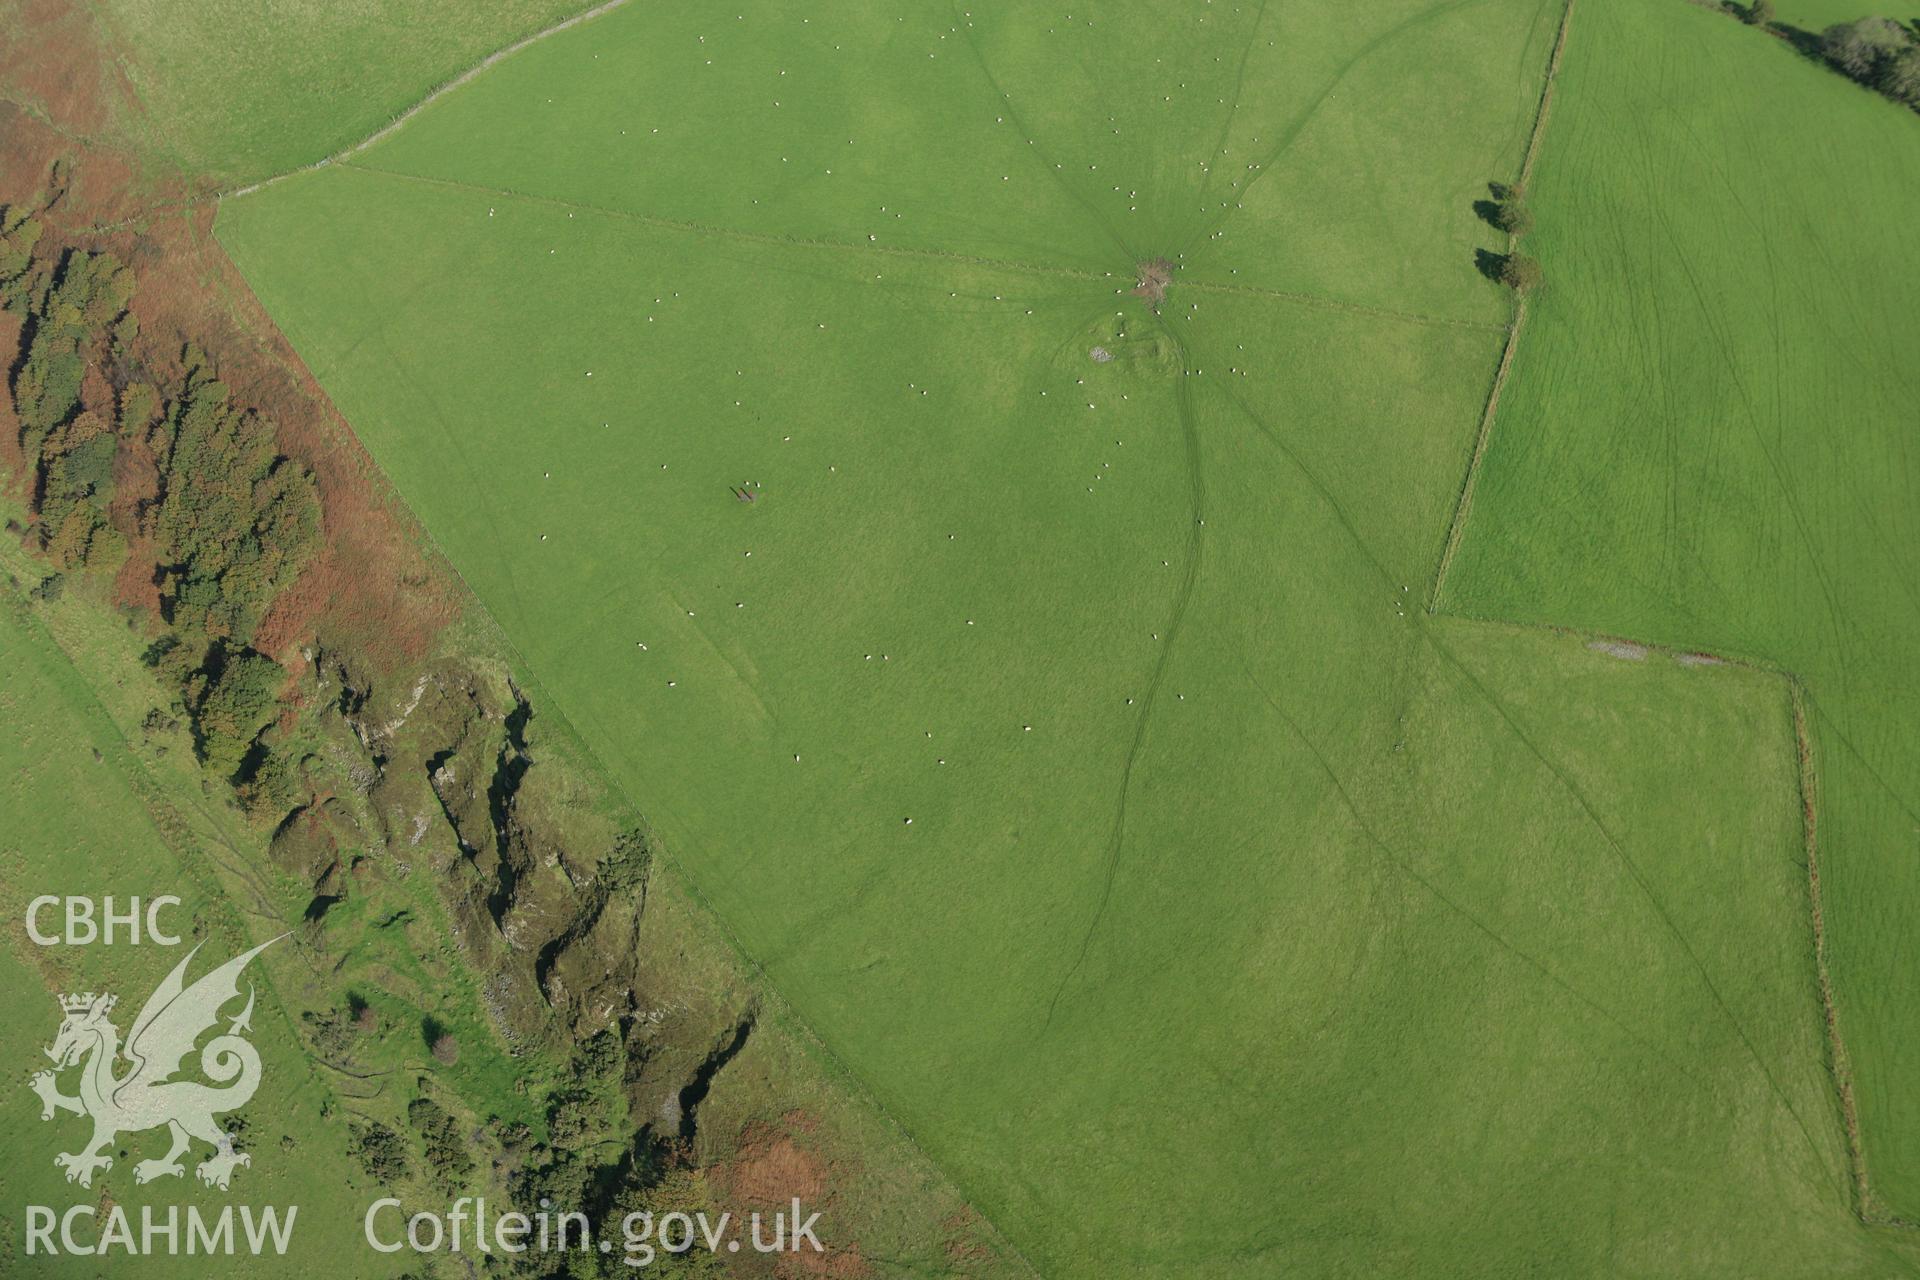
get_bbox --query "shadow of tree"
[1771,20,1826,62]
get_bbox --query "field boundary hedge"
[1427,0,1901,1228]
[1428,0,1576,613]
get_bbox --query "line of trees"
[1478,183,1544,294]
[3,204,321,806]
[5,215,135,573]
[1820,17,1920,108]
[1726,5,1920,112]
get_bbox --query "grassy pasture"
[0,587,398,1276]
[90,0,589,184]
[341,0,1555,320]
[1768,0,1920,27]
[213,0,1917,1273]
[0,481,1028,1274]
[1441,0,1920,1224]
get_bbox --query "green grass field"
[207,2,1920,1273]
[1439,0,1920,1225]
[0,585,404,1276]
[91,0,590,184]
[1770,0,1920,28]
[85,0,1916,189]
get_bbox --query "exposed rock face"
[306,651,648,1047]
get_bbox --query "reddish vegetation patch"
[138,203,460,670]
[109,543,162,617]
[940,1207,997,1271]
[105,436,162,617]
[0,0,111,140]
[0,308,21,479]
[780,1247,871,1279]
[78,362,114,419]
[1,10,457,675]
[0,40,153,234]
[719,1120,828,1207]
[716,1117,872,1278]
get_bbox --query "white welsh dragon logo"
[28,937,283,1191]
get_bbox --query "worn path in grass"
[215,2,1914,1273]
[85,0,597,186]
[0,589,400,1275]
[1440,0,1920,1227]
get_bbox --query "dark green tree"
[348,1122,409,1183]
[146,371,321,644]
[407,1097,476,1191]
[1880,45,1920,106]
[1493,200,1534,235]
[191,648,287,777]
[34,411,120,569]
[1498,253,1545,293]
[1822,18,1908,82]
[0,205,45,302]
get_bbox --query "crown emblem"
[34,938,283,1192]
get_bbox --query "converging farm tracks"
[203,0,1917,1269]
